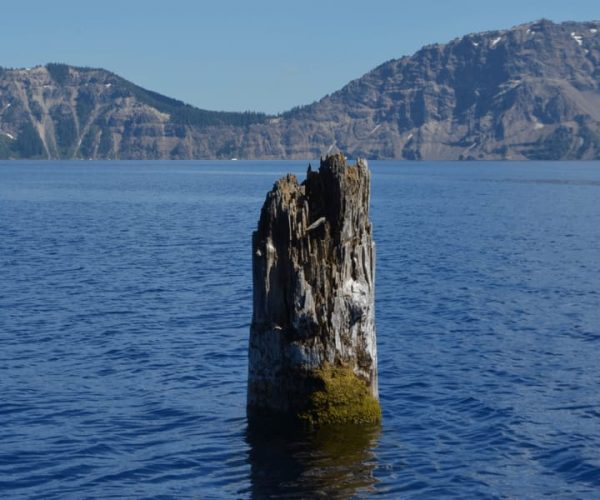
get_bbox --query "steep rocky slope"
[253,19,600,160]
[2,19,600,160]
[0,64,266,159]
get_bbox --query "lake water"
[1,160,600,498]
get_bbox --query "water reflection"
[245,421,381,498]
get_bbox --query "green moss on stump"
[299,365,381,427]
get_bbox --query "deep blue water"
[1,160,600,499]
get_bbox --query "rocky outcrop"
[247,153,380,426]
[0,64,267,160]
[247,19,600,160]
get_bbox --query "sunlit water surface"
[1,160,600,498]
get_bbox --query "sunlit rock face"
[248,153,379,425]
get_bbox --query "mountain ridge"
[2,19,600,160]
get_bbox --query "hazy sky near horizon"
[5,0,600,114]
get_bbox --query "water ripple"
[1,161,600,497]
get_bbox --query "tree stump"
[248,153,380,426]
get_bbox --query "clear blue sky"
[4,0,600,114]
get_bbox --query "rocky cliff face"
[250,19,600,160]
[2,19,600,160]
[248,154,379,425]
[0,64,266,159]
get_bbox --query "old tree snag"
[248,154,380,426]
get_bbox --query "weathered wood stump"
[247,153,380,426]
